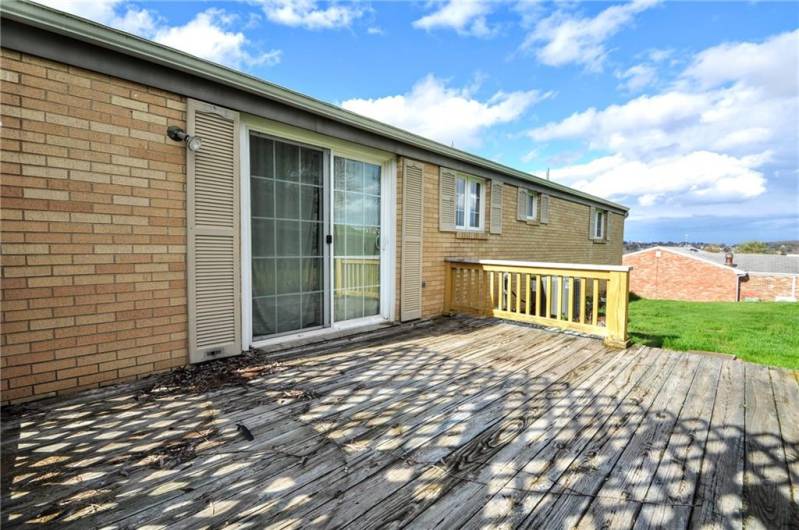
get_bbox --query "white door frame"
[239,120,396,350]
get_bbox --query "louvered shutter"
[187,99,241,363]
[540,194,550,224]
[604,211,610,241]
[489,180,503,234]
[401,158,424,321]
[439,167,457,232]
[588,206,597,240]
[517,187,527,221]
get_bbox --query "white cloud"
[153,9,281,67]
[529,30,799,218]
[616,64,657,92]
[34,1,281,68]
[413,0,496,38]
[548,151,768,209]
[341,75,549,148]
[257,0,365,30]
[523,0,660,71]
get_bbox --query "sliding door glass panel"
[251,134,323,338]
[333,156,381,322]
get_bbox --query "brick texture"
[623,248,739,302]
[395,158,625,318]
[740,273,798,301]
[1,49,188,404]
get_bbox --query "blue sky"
[41,0,799,243]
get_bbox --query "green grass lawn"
[627,298,799,369]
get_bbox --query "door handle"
[374,228,381,252]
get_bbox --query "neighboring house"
[624,246,799,302]
[0,1,627,404]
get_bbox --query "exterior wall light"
[167,125,203,152]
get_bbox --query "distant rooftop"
[628,246,799,274]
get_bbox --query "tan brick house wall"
[623,248,739,302]
[0,51,627,405]
[740,273,798,301]
[396,159,625,318]
[1,49,188,403]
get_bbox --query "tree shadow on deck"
[1,317,797,529]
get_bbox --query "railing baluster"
[580,278,587,324]
[535,275,541,317]
[525,274,531,315]
[515,273,521,314]
[592,278,599,326]
[546,276,552,319]
[489,271,495,311]
[568,277,574,322]
[556,276,563,321]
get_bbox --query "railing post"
[604,270,630,349]
[444,262,453,315]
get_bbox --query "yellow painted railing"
[334,257,380,299]
[444,258,631,348]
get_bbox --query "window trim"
[455,174,486,232]
[526,190,539,222]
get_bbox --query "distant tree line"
[623,240,799,255]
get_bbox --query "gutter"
[0,0,628,214]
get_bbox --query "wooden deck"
[2,317,798,529]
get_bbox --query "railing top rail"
[445,257,632,273]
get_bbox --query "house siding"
[623,249,739,302]
[1,49,188,403]
[396,158,625,318]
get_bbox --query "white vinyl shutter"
[540,194,550,224]
[517,187,527,221]
[604,211,610,241]
[187,99,241,363]
[489,180,503,234]
[439,167,457,232]
[401,158,424,321]
[588,206,597,240]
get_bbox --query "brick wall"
[1,49,188,404]
[740,273,798,301]
[396,158,625,318]
[623,248,739,302]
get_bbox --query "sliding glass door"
[249,133,385,341]
[333,156,382,322]
[250,133,325,338]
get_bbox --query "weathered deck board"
[1,317,796,530]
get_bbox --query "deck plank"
[631,356,723,530]
[687,359,746,530]
[742,364,796,530]
[214,336,610,529]
[103,327,586,529]
[571,352,704,529]
[1,317,797,530]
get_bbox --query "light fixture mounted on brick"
[167,125,202,152]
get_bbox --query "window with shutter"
[187,99,241,363]
[401,158,424,321]
[490,180,503,234]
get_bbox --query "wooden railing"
[334,257,380,298]
[444,258,631,348]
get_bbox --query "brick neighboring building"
[624,246,799,302]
